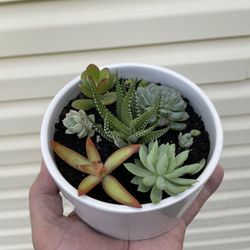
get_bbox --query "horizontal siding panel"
[190,206,250,228]
[0,228,31,247]
[202,189,250,211]
[220,144,250,169]
[0,190,28,211]
[0,163,39,189]
[184,236,250,250]
[201,80,250,116]
[186,223,250,241]
[0,244,32,250]
[0,99,50,136]
[1,37,250,101]
[0,210,29,229]
[220,169,250,191]
[1,0,250,57]
[0,134,40,165]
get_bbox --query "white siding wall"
[0,0,250,249]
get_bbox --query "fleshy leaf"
[51,141,90,173]
[164,160,206,179]
[163,179,189,195]
[85,64,100,84]
[71,99,94,111]
[104,144,140,173]
[175,150,189,168]
[79,162,106,175]
[101,92,116,105]
[169,178,197,186]
[78,175,103,196]
[86,137,101,163]
[155,153,168,175]
[150,184,162,204]
[124,163,151,177]
[143,175,157,187]
[96,78,109,94]
[102,175,141,208]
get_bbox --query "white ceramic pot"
[41,63,223,240]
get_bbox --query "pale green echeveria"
[63,110,95,138]
[124,140,206,204]
[136,84,189,130]
[178,129,201,148]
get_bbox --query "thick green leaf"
[102,175,141,208]
[71,99,94,111]
[155,154,168,175]
[156,176,166,190]
[115,81,125,120]
[131,176,142,185]
[104,144,140,173]
[101,92,116,106]
[138,145,148,167]
[120,81,136,125]
[163,179,189,195]
[99,68,110,80]
[143,175,157,187]
[79,77,96,98]
[51,141,91,173]
[86,137,101,163]
[90,83,130,135]
[150,184,162,204]
[169,178,197,186]
[78,175,103,196]
[164,159,206,179]
[124,163,151,177]
[175,150,189,168]
[138,182,151,193]
[96,78,109,94]
[140,127,168,144]
[85,64,100,84]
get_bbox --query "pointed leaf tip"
[78,175,103,196]
[104,144,141,173]
[102,175,141,208]
[86,137,101,163]
[51,140,90,172]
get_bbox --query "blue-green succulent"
[136,83,189,130]
[124,140,206,203]
[178,129,201,148]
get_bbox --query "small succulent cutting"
[51,138,141,208]
[124,140,205,204]
[63,110,95,138]
[178,129,201,148]
[72,64,117,111]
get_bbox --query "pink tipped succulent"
[51,138,141,208]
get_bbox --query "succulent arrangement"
[52,64,209,208]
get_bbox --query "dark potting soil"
[53,81,210,205]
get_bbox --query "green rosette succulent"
[136,83,189,130]
[63,110,95,138]
[124,140,206,204]
[178,129,201,148]
[72,64,117,111]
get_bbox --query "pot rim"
[41,62,223,214]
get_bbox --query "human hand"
[29,162,223,250]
